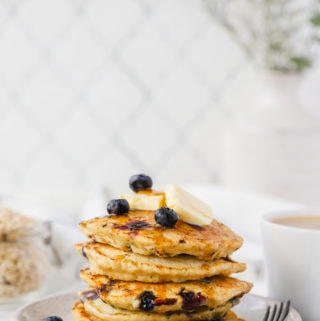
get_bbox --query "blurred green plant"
[205,0,320,73]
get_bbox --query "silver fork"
[262,300,291,321]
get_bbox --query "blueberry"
[139,291,155,311]
[129,174,153,192]
[41,317,63,321]
[81,246,88,259]
[179,290,206,310]
[155,207,178,228]
[107,199,129,215]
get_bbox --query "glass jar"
[0,208,49,304]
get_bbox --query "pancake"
[76,242,246,283]
[79,210,243,260]
[80,269,252,313]
[78,296,237,321]
[73,301,96,321]
[72,301,245,321]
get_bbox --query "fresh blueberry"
[155,207,178,228]
[107,199,129,215]
[129,174,153,192]
[41,317,63,321]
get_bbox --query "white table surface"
[1,184,303,320]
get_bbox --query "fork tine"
[274,301,283,321]
[280,301,291,321]
[269,304,278,321]
[262,305,271,321]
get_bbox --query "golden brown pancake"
[79,210,243,260]
[76,242,246,283]
[72,301,244,321]
[77,296,238,321]
[80,269,252,313]
[72,301,94,321]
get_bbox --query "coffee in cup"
[272,215,320,230]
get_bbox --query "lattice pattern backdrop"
[0,0,247,207]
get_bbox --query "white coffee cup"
[261,210,320,321]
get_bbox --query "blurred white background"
[0,0,244,210]
[0,0,319,214]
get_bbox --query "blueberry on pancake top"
[107,199,130,215]
[155,207,178,228]
[129,174,153,192]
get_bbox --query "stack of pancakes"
[72,193,252,321]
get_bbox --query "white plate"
[16,292,78,321]
[16,293,301,321]
[233,294,301,320]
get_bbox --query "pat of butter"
[119,192,165,210]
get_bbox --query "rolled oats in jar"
[0,208,49,301]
